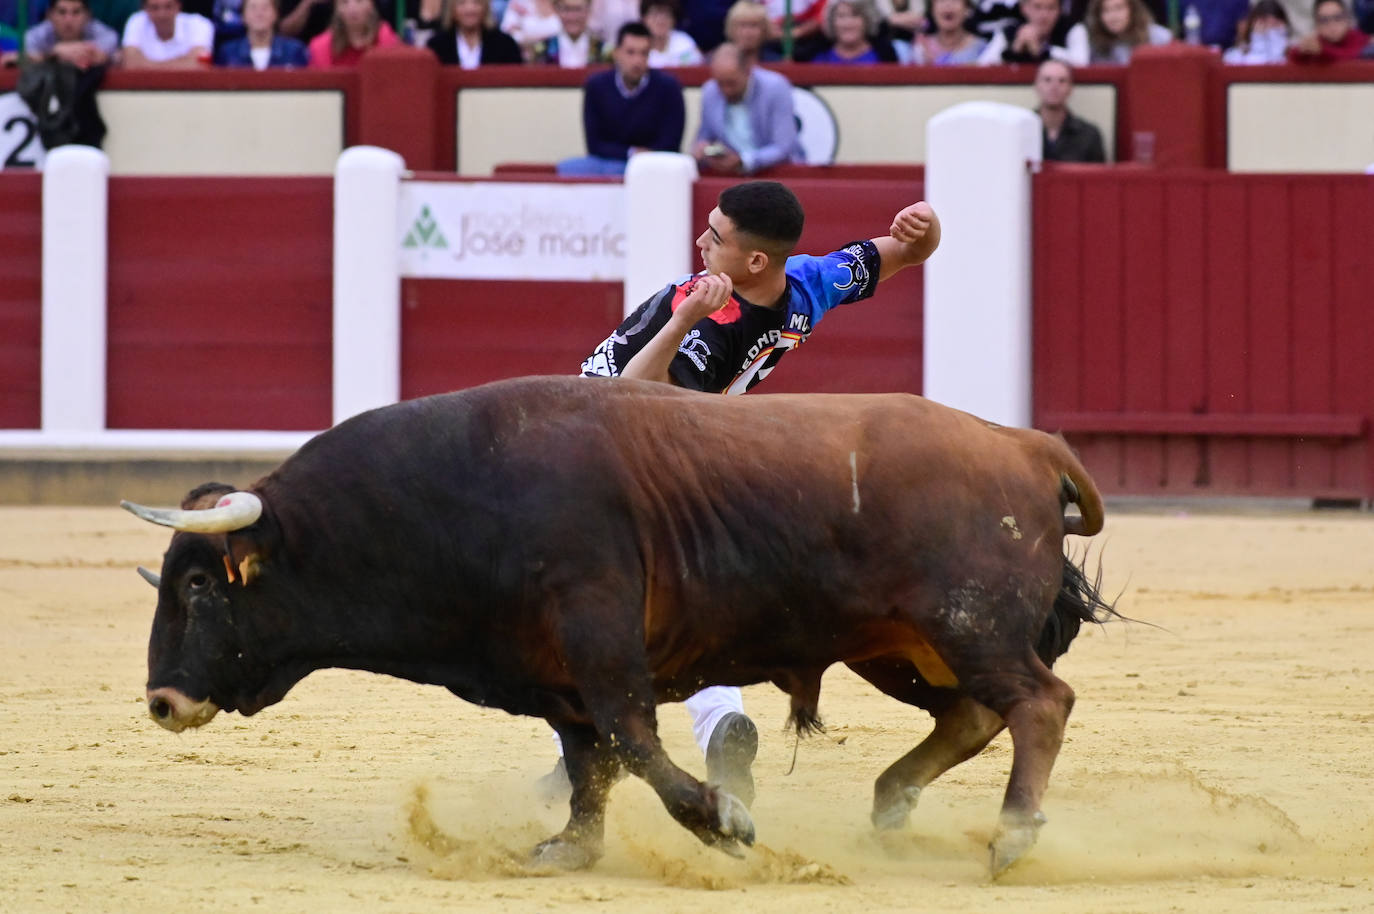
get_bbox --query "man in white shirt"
[121,0,215,68]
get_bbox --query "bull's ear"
[223,512,278,588]
[181,482,237,510]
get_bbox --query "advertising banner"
[398,181,626,281]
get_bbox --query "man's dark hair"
[617,21,652,45]
[718,181,805,255]
[52,0,92,9]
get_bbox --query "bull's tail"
[1059,460,1104,537]
[1035,550,1120,667]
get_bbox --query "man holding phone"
[691,41,802,175]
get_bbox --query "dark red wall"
[105,177,333,430]
[0,172,41,429]
[400,278,624,397]
[1033,167,1373,498]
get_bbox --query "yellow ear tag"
[238,555,261,586]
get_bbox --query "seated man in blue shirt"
[557,21,686,177]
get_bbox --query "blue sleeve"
[741,74,799,174]
[651,75,685,152]
[584,77,628,161]
[784,239,881,322]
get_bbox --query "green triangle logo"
[403,205,448,250]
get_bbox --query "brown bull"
[122,375,1114,876]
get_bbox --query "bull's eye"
[187,573,211,591]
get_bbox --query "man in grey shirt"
[25,0,120,66]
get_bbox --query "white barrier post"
[41,146,109,433]
[333,146,405,426]
[624,152,697,317]
[924,102,1041,428]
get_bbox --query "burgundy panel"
[1119,178,1166,489]
[400,279,623,398]
[689,176,926,395]
[1032,172,1083,420]
[0,172,42,429]
[1161,176,1209,490]
[106,177,333,430]
[1033,169,1372,499]
[1330,179,1374,497]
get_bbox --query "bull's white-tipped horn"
[136,566,161,588]
[120,491,263,533]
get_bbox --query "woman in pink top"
[308,0,400,67]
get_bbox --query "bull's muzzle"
[146,687,220,733]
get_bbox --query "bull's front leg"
[531,723,620,870]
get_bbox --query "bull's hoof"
[707,790,756,857]
[871,784,921,831]
[988,810,1047,877]
[530,836,601,871]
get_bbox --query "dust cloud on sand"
[1,507,1372,913]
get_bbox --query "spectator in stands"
[1222,0,1290,62]
[590,0,639,44]
[810,0,896,60]
[278,0,391,42]
[215,0,308,64]
[307,0,399,65]
[722,0,770,61]
[977,0,1071,63]
[426,0,522,63]
[681,0,733,51]
[500,0,559,55]
[556,21,685,175]
[910,0,988,63]
[1183,0,1249,49]
[121,0,216,66]
[530,0,605,63]
[1034,59,1105,162]
[24,0,119,65]
[1288,0,1367,60]
[643,0,704,64]
[1064,0,1171,64]
[693,41,801,174]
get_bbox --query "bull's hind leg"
[847,659,1004,831]
[964,655,1076,876]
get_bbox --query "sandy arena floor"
[2,505,1372,913]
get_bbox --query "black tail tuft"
[1036,549,1121,667]
[786,704,826,738]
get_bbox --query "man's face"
[1033,61,1073,107]
[144,0,181,34]
[49,0,90,40]
[710,56,749,103]
[614,33,650,83]
[695,207,753,280]
[555,0,588,36]
[1314,1,1350,42]
[1020,0,1060,34]
[242,0,277,32]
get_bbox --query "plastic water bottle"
[1183,4,1202,44]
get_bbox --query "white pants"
[553,685,744,758]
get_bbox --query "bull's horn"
[120,491,263,533]
[136,566,161,589]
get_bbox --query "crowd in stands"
[6,0,1374,69]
